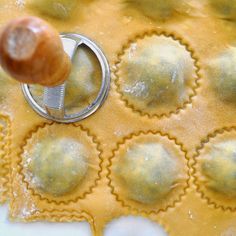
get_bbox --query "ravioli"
[115,143,180,204]
[208,47,236,102]
[117,35,196,116]
[28,0,78,19]
[25,137,88,196]
[124,0,191,20]
[209,0,236,20]
[201,140,236,197]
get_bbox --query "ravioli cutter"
[0,16,110,123]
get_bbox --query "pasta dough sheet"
[0,0,236,235]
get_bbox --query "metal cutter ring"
[22,33,110,123]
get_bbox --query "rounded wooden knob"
[0,16,71,86]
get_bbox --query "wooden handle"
[0,16,71,86]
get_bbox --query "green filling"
[209,0,236,19]
[208,47,236,102]
[201,140,236,197]
[116,143,179,204]
[121,37,192,108]
[27,137,88,196]
[28,0,78,19]
[125,0,179,19]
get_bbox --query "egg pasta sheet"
[0,0,236,235]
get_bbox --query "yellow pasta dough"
[0,0,236,235]
[28,0,78,19]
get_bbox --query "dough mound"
[201,140,236,197]
[28,137,88,196]
[65,45,101,111]
[209,0,236,20]
[121,36,193,109]
[208,47,236,102]
[125,0,183,20]
[116,143,179,204]
[28,0,78,19]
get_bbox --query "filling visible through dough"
[28,0,78,19]
[115,142,180,204]
[119,35,194,115]
[208,47,236,102]
[201,140,236,197]
[26,137,88,196]
[124,0,192,20]
[124,0,179,19]
[209,0,236,20]
[29,45,102,114]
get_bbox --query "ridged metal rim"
[22,33,110,123]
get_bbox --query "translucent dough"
[209,0,236,20]
[208,47,236,102]
[115,143,179,204]
[26,137,88,196]
[118,36,195,115]
[65,45,102,113]
[201,140,236,197]
[30,45,102,114]
[28,0,78,19]
[125,0,182,20]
